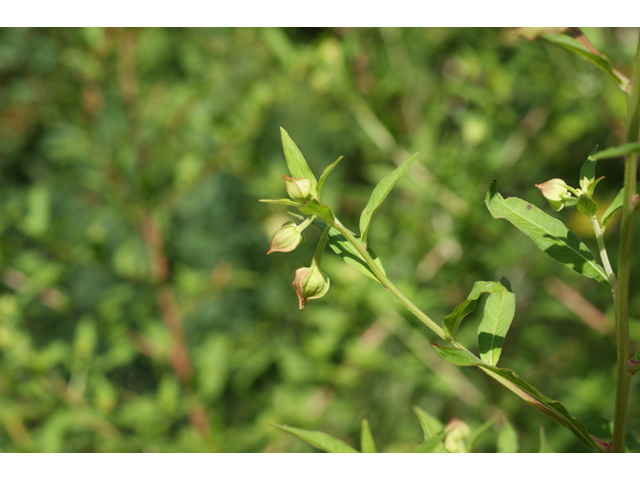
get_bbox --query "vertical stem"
[590,216,616,287]
[611,32,640,453]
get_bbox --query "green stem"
[611,32,640,453]
[590,216,616,287]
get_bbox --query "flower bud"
[535,178,571,211]
[267,221,305,254]
[292,265,330,309]
[283,175,313,204]
[443,418,470,453]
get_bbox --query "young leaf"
[317,156,343,202]
[592,143,640,160]
[601,185,640,229]
[413,431,448,453]
[579,146,598,189]
[539,425,554,453]
[430,344,600,452]
[280,127,317,188]
[497,418,519,453]
[540,33,631,92]
[478,283,516,366]
[466,416,498,453]
[269,423,358,453]
[359,152,418,246]
[443,280,509,341]
[486,181,610,287]
[327,228,386,284]
[360,419,377,453]
[259,198,300,206]
[413,406,448,453]
[300,199,336,225]
[576,194,598,218]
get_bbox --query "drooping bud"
[292,265,330,309]
[535,178,571,211]
[267,221,306,254]
[443,418,470,453]
[283,175,313,204]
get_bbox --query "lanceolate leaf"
[486,181,610,286]
[592,143,640,160]
[300,199,336,225]
[413,431,448,453]
[541,33,631,92]
[360,419,377,453]
[497,418,519,453]
[359,152,418,246]
[280,128,318,188]
[466,416,498,453]
[317,156,343,201]
[259,198,300,206]
[601,185,640,229]
[327,228,386,284]
[413,406,447,453]
[269,423,358,453]
[478,284,516,366]
[579,146,598,186]
[443,280,509,342]
[430,344,600,451]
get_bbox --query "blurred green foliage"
[0,27,639,452]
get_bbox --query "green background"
[0,27,639,452]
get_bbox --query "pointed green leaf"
[586,176,604,197]
[592,143,640,160]
[576,194,598,218]
[541,33,631,92]
[443,280,509,342]
[359,152,418,246]
[579,146,598,186]
[327,228,385,284]
[300,199,335,225]
[601,185,640,229]
[430,343,600,451]
[466,417,498,453]
[269,423,358,453]
[497,419,519,453]
[413,406,448,453]
[413,431,448,453]
[280,127,317,188]
[360,419,377,453]
[317,156,343,202]
[539,425,554,453]
[486,181,610,286]
[259,198,300,206]
[478,281,516,366]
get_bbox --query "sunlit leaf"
[592,143,640,160]
[327,228,385,284]
[579,146,598,188]
[300,199,336,224]
[478,281,515,366]
[317,156,343,202]
[413,406,448,453]
[601,185,640,229]
[259,198,300,206]
[413,431,448,453]
[360,419,377,453]
[280,127,317,188]
[269,423,358,453]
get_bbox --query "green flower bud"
[535,178,571,211]
[267,221,306,254]
[443,418,470,453]
[283,175,314,204]
[292,265,330,309]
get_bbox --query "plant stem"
[611,32,640,453]
[590,216,616,287]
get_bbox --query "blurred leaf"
[539,425,554,453]
[259,198,300,206]
[601,185,640,229]
[466,416,498,453]
[593,143,640,159]
[317,156,343,202]
[497,418,519,453]
[413,406,448,453]
[413,431,448,453]
[359,152,418,246]
[360,419,377,453]
[280,127,317,188]
[269,423,359,453]
[486,181,610,286]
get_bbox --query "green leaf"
[576,194,598,218]
[430,343,600,451]
[359,152,418,246]
[443,280,509,342]
[300,199,335,225]
[592,143,640,160]
[478,281,516,366]
[280,127,317,188]
[317,156,343,202]
[413,431,448,453]
[497,418,519,453]
[259,198,300,206]
[579,146,598,189]
[413,406,448,453]
[601,185,640,229]
[269,423,358,453]
[486,181,610,286]
[327,228,386,284]
[539,425,554,453]
[360,419,377,453]
[466,416,498,453]
[541,33,631,92]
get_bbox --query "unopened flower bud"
[268,221,305,254]
[535,178,571,211]
[292,265,330,309]
[283,176,314,204]
[444,418,470,453]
